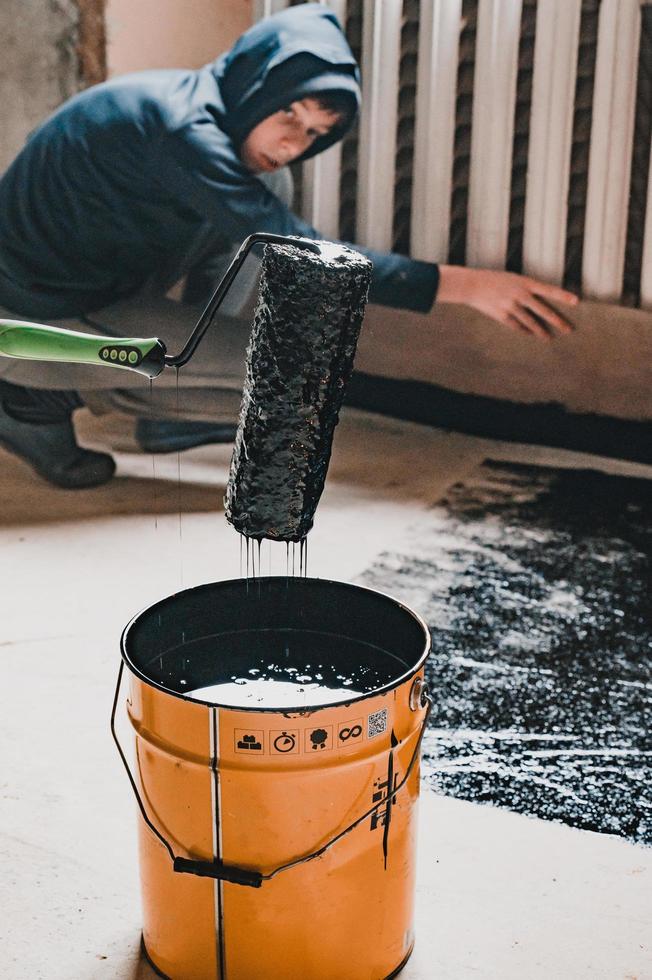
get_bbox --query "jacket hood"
[209,3,360,160]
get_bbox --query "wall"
[105,0,253,75]
[0,0,81,175]
[0,0,253,177]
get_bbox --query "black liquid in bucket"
[122,578,429,712]
[141,629,407,708]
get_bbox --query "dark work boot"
[0,382,116,489]
[136,418,238,453]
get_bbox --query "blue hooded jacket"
[0,4,438,319]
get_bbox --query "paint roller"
[0,234,372,541]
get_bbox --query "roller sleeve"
[225,241,372,542]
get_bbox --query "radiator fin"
[299,0,347,238]
[466,0,523,269]
[581,0,641,301]
[563,0,600,292]
[355,0,402,250]
[448,0,478,266]
[338,0,362,243]
[623,6,652,307]
[410,0,463,262]
[505,0,536,274]
[392,0,419,256]
[522,0,582,285]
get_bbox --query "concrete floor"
[1,407,650,980]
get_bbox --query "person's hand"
[437,265,578,340]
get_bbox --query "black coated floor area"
[360,462,652,844]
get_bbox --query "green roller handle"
[0,319,167,379]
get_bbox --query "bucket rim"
[120,576,431,714]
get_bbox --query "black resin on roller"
[225,241,372,542]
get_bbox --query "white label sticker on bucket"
[367,708,388,739]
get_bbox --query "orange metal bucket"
[113,577,431,980]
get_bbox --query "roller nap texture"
[225,240,372,542]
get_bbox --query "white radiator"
[256,0,652,308]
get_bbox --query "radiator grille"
[262,0,652,307]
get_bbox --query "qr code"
[367,708,388,739]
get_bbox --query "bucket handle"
[111,660,432,889]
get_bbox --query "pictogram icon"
[305,725,333,752]
[337,718,364,746]
[270,729,300,755]
[234,729,264,753]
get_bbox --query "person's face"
[240,98,341,173]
